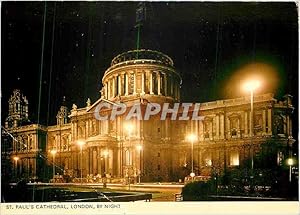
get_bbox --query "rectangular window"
[230,151,239,166]
[157,165,160,171]
[158,152,160,157]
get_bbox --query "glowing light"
[190,172,195,177]
[287,158,294,166]
[136,145,143,151]
[77,140,86,149]
[230,151,239,166]
[125,123,134,135]
[13,156,19,161]
[50,149,57,155]
[243,80,260,92]
[186,134,197,143]
[102,150,109,157]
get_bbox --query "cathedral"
[3,49,295,183]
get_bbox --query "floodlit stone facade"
[3,50,295,182]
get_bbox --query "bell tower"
[5,89,29,128]
[56,96,69,125]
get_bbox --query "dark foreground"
[2,182,152,202]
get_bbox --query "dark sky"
[1,2,298,126]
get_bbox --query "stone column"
[27,136,30,152]
[71,123,74,141]
[226,116,230,139]
[120,73,124,96]
[107,79,112,99]
[34,134,38,151]
[85,120,89,138]
[244,111,248,137]
[150,72,154,94]
[92,148,96,175]
[104,83,107,99]
[220,113,224,139]
[88,148,92,175]
[164,73,167,96]
[262,109,266,135]
[118,75,122,96]
[112,76,116,97]
[125,73,129,96]
[133,72,136,94]
[141,72,145,94]
[157,72,161,95]
[216,114,220,140]
[267,109,272,135]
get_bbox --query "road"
[27,182,184,201]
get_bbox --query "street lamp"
[13,156,19,178]
[136,145,143,184]
[77,140,86,184]
[243,80,260,170]
[186,134,197,179]
[50,149,57,182]
[287,158,294,183]
[124,122,134,187]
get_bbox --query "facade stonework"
[3,50,295,182]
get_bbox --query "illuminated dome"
[101,49,181,103]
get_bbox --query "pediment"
[86,98,118,113]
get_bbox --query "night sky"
[1,2,298,127]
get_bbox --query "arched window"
[62,136,68,151]
[229,114,240,137]
[125,149,131,165]
[78,126,84,138]
[274,115,284,135]
[203,118,212,139]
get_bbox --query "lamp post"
[13,156,19,179]
[244,80,260,170]
[125,123,134,185]
[50,149,57,182]
[287,158,293,183]
[77,140,86,184]
[187,134,197,179]
[136,145,143,184]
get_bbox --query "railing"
[200,93,275,109]
[111,49,174,67]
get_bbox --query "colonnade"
[103,70,180,100]
[68,144,142,178]
[188,108,273,141]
